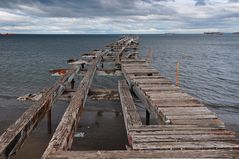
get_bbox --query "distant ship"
[204,32,223,35]
[0,33,16,36]
[164,33,176,35]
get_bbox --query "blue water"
[0,34,239,115]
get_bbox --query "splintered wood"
[0,36,238,159]
[0,68,78,158]
[121,58,239,155]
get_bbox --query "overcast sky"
[0,0,239,34]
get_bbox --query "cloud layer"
[0,0,238,34]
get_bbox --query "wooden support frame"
[0,68,79,159]
[121,66,167,124]
[46,150,239,159]
[42,52,104,158]
[58,88,119,101]
[78,68,122,76]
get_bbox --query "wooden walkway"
[0,36,238,159]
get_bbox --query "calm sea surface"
[1,34,239,108]
[0,34,239,158]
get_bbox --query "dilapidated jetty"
[0,37,239,159]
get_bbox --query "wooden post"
[176,61,179,86]
[146,110,150,125]
[146,48,152,64]
[47,109,52,134]
[71,79,75,89]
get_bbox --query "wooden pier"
[0,37,239,158]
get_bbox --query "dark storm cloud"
[0,0,176,17]
[194,0,207,6]
[228,0,239,2]
[0,0,239,33]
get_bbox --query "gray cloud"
[0,0,238,34]
[194,0,207,6]
[229,0,239,2]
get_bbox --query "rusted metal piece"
[0,68,78,159]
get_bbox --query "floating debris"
[49,69,68,76]
[67,59,88,65]
[17,93,42,101]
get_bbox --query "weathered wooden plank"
[118,80,142,131]
[47,150,239,158]
[132,141,239,150]
[88,88,119,101]
[158,107,209,112]
[171,118,225,127]
[130,130,235,136]
[167,115,218,120]
[0,68,78,159]
[116,38,134,63]
[122,64,150,67]
[42,52,104,158]
[131,84,167,124]
[124,68,158,72]
[133,79,172,84]
[129,125,226,131]
[121,59,146,63]
[141,87,181,92]
[132,134,236,142]
[161,110,214,116]
[152,99,202,106]
[79,68,122,76]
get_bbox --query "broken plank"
[42,52,104,158]
[47,150,239,159]
[0,68,78,158]
[118,80,142,131]
[132,141,239,150]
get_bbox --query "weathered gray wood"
[0,68,78,159]
[132,134,236,142]
[132,141,239,150]
[42,52,103,158]
[118,80,142,131]
[132,84,169,124]
[133,79,172,84]
[116,38,134,63]
[47,149,239,158]
[79,68,122,76]
[129,125,226,131]
[130,130,235,136]
[88,88,119,101]
[58,88,119,101]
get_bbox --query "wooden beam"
[0,68,78,159]
[79,68,122,76]
[42,52,103,158]
[58,88,119,101]
[118,80,142,146]
[116,37,134,63]
[46,150,239,159]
